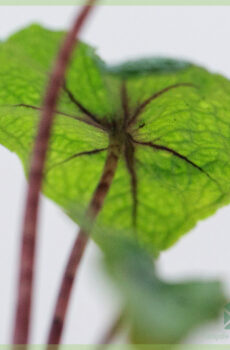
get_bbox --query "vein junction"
[13,81,213,231]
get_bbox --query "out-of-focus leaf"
[102,235,226,344]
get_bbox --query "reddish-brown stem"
[12,1,96,345]
[98,313,123,346]
[47,142,120,345]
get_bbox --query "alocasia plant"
[1,24,230,252]
[0,22,229,344]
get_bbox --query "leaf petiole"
[47,139,121,345]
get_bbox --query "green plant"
[0,4,229,346]
[101,233,225,344]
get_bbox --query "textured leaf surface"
[1,25,230,252]
[102,235,225,344]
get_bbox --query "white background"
[1,5,230,345]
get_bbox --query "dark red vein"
[12,103,105,131]
[121,80,129,126]
[124,139,138,229]
[128,83,197,126]
[133,138,213,181]
[63,82,102,125]
[47,147,107,172]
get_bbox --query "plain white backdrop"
[1,5,230,345]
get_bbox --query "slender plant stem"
[98,313,123,346]
[47,142,120,345]
[12,1,96,345]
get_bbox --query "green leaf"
[1,24,230,252]
[102,234,226,344]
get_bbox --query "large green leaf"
[102,234,226,344]
[1,24,230,252]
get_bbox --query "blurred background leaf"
[101,234,226,344]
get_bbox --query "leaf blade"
[1,25,230,252]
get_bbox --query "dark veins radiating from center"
[13,79,217,233]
